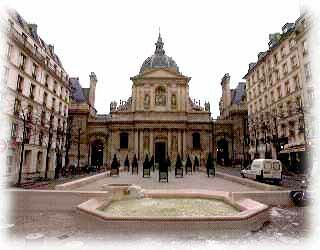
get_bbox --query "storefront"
[279,144,306,173]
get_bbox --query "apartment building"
[1,10,70,184]
[243,13,313,173]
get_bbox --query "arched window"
[192,132,201,149]
[155,86,166,106]
[120,132,128,149]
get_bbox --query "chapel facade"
[68,34,238,167]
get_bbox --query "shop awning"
[280,144,305,154]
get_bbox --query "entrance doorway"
[217,139,229,165]
[91,140,104,166]
[155,142,166,163]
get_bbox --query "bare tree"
[14,103,42,186]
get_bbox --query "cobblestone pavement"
[2,166,312,249]
[4,205,310,249]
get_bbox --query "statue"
[171,94,176,106]
[144,94,150,107]
[205,101,210,112]
[155,86,166,106]
[110,101,117,111]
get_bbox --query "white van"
[241,159,282,184]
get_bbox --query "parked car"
[241,159,282,184]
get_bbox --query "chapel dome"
[139,33,180,74]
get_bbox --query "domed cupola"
[139,33,180,74]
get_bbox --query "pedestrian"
[132,154,138,175]
[206,152,215,177]
[124,155,130,172]
[193,155,200,171]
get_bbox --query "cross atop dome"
[155,31,165,56]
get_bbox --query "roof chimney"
[48,44,54,54]
[281,23,294,33]
[29,23,38,36]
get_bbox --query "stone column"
[139,129,143,161]
[134,129,139,157]
[183,129,186,159]
[168,130,171,158]
[150,131,153,157]
[178,130,182,158]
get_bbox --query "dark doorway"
[217,139,229,165]
[155,142,166,163]
[91,140,104,166]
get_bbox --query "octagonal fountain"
[77,184,270,231]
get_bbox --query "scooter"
[290,176,312,207]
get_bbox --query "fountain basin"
[77,188,269,230]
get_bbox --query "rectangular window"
[280,47,286,58]
[307,88,314,106]
[41,111,46,126]
[270,91,274,102]
[19,53,26,71]
[11,123,17,138]
[27,105,33,121]
[53,80,57,94]
[277,87,281,99]
[275,70,280,81]
[14,99,21,115]
[32,63,38,80]
[45,56,50,65]
[6,43,13,59]
[2,66,9,85]
[43,92,48,106]
[304,63,311,81]
[52,97,56,111]
[22,32,27,41]
[16,75,24,93]
[289,39,296,49]
[282,63,288,75]
[39,132,43,146]
[264,95,268,108]
[25,127,31,144]
[59,102,62,114]
[30,84,35,99]
[273,54,278,65]
[294,75,300,90]
[290,55,298,68]
[45,74,49,87]
[285,81,290,95]
[303,40,308,55]
[268,74,273,86]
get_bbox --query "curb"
[55,172,108,190]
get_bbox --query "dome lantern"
[139,33,180,75]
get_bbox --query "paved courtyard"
[2,168,311,249]
[74,168,257,192]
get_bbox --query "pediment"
[139,68,187,79]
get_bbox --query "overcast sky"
[3,0,303,117]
